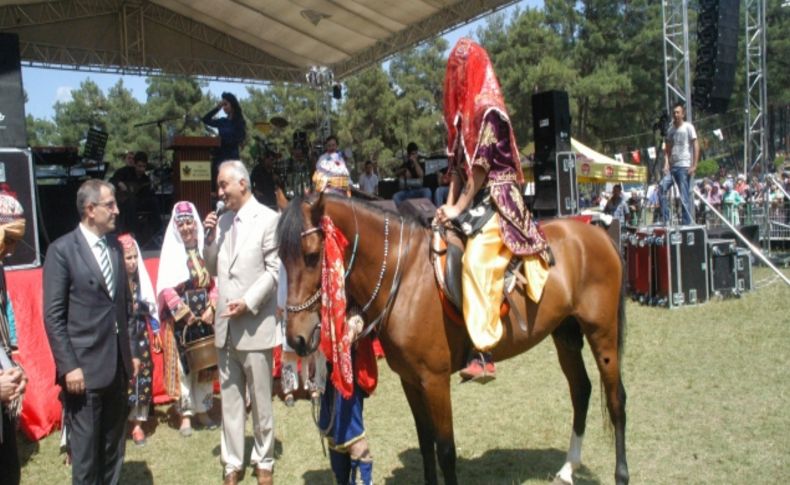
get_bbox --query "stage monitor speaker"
[693,0,739,114]
[370,199,398,213]
[532,90,571,159]
[0,33,27,148]
[378,179,399,200]
[398,197,436,225]
[0,149,41,269]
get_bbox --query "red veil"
[443,37,523,184]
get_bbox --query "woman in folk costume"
[156,201,219,437]
[117,233,160,446]
[435,38,551,383]
[0,193,28,485]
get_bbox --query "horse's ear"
[309,191,325,225]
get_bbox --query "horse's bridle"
[284,200,414,338]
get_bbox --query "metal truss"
[661,0,694,122]
[744,0,768,177]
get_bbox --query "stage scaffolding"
[662,0,694,123]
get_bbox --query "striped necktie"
[97,238,115,298]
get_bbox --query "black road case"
[708,238,739,297]
[651,225,709,308]
[736,248,753,293]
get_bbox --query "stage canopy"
[571,138,647,184]
[0,0,516,84]
[523,138,647,184]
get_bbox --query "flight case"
[650,225,709,308]
[708,238,739,298]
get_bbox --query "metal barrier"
[699,201,790,241]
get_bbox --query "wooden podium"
[168,136,220,218]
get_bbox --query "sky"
[21,0,541,121]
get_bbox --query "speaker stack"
[531,90,578,218]
[693,0,740,114]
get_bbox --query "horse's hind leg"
[582,319,629,485]
[551,319,592,485]
[400,379,438,485]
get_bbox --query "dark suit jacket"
[43,227,136,390]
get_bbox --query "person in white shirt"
[357,161,379,196]
[663,102,699,224]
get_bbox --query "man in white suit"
[203,160,280,485]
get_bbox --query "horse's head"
[277,193,327,356]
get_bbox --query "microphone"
[205,201,226,241]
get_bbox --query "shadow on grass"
[387,447,601,484]
[17,433,40,467]
[302,468,336,484]
[120,460,154,484]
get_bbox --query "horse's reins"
[285,202,414,341]
[285,202,360,314]
[357,219,414,340]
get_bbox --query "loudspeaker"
[378,179,399,200]
[370,199,398,213]
[0,33,27,148]
[398,198,436,225]
[532,90,571,158]
[693,0,740,114]
[0,149,41,269]
[532,90,576,217]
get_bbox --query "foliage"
[696,158,719,178]
[766,0,790,105]
[774,154,785,171]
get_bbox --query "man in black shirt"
[393,142,431,206]
[251,150,284,211]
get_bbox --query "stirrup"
[459,354,496,384]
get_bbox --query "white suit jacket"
[205,198,281,351]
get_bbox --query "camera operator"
[392,142,431,206]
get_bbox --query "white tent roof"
[0,0,516,83]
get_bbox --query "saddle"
[430,223,534,331]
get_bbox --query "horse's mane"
[277,194,427,263]
[277,195,307,263]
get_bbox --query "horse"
[278,193,629,485]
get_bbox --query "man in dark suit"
[44,179,138,485]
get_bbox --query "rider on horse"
[435,38,551,383]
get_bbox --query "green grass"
[19,267,790,484]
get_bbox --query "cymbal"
[301,121,317,131]
[270,116,289,128]
[254,121,272,135]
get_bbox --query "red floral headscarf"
[444,37,523,184]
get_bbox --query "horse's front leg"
[400,379,438,485]
[420,372,457,485]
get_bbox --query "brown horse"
[278,193,629,485]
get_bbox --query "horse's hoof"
[552,475,573,485]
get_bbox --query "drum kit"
[253,116,318,197]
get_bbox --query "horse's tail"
[617,246,627,362]
[601,235,628,433]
